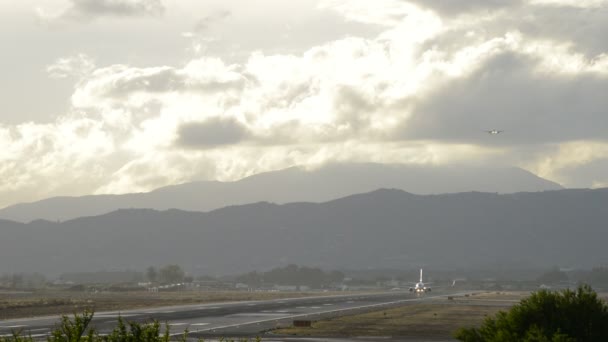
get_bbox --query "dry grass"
[0,290,349,320]
[275,292,525,339]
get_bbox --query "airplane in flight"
[485,129,504,135]
[409,269,432,293]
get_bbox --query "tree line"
[236,264,344,288]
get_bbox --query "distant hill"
[0,188,605,277]
[0,163,562,222]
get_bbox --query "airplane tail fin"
[420,269,423,283]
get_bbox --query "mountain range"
[1,187,605,277]
[0,163,562,223]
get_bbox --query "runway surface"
[0,291,467,340]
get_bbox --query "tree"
[454,285,608,342]
[146,266,157,282]
[158,265,184,284]
[11,274,23,289]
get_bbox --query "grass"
[274,292,527,339]
[0,289,352,320]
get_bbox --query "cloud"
[402,51,608,145]
[176,118,250,148]
[194,10,231,32]
[39,0,165,22]
[524,141,608,188]
[72,59,246,108]
[3,0,608,208]
[407,0,522,16]
[530,0,608,8]
[0,117,115,207]
[518,5,608,57]
[46,54,96,79]
[560,158,608,188]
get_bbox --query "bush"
[0,311,260,342]
[454,284,608,342]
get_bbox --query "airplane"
[485,129,504,135]
[409,269,432,293]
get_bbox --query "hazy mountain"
[0,163,562,222]
[1,188,605,277]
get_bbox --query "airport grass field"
[0,290,348,320]
[274,292,528,339]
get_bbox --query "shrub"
[454,285,608,342]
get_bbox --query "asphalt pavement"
[0,291,468,340]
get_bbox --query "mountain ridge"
[0,163,563,223]
[1,187,605,277]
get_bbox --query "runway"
[0,291,467,339]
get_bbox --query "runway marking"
[185,292,477,336]
[28,329,49,332]
[323,304,333,306]
[310,306,321,309]
[296,306,307,309]
[191,323,210,326]
[230,313,284,317]
[169,323,188,326]
[1,325,27,329]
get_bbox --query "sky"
[1,0,608,208]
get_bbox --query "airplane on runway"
[485,129,504,135]
[409,269,432,293]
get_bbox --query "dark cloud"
[406,0,521,16]
[62,0,165,20]
[441,5,608,58]
[400,52,608,146]
[107,68,186,96]
[518,6,608,57]
[98,67,245,99]
[332,85,377,133]
[176,118,250,148]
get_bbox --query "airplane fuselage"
[409,269,431,293]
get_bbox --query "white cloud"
[528,141,608,188]
[46,54,96,79]
[0,116,115,207]
[318,0,422,26]
[1,0,608,208]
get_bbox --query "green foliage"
[158,265,185,284]
[102,317,172,342]
[0,311,261,342]
[48,310,96,342]
[454,285,608,342]
[537,267,569,284]
[146,267,157,283]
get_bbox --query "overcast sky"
[1,0,608,208]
